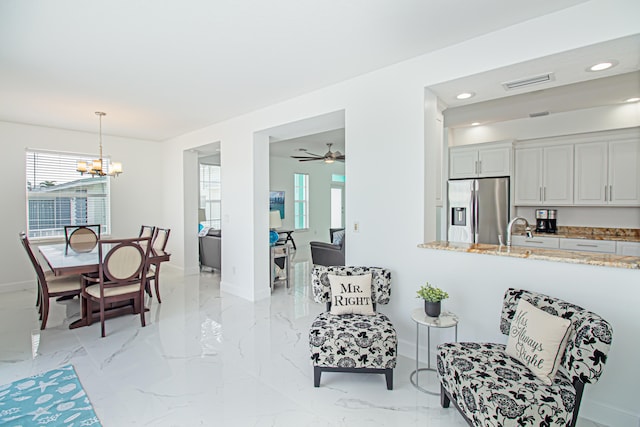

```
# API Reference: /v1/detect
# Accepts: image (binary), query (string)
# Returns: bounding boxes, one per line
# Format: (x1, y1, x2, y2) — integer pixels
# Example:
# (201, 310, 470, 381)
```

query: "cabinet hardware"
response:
(577, 244, 598, 248)
(539, 187, 543, 201)
(604, 185, 608, 202)
(543, 187, 546, 201)
(609, 185, 613, 201)
(474, 161, 478, 174)
(478, 160, 482, 174)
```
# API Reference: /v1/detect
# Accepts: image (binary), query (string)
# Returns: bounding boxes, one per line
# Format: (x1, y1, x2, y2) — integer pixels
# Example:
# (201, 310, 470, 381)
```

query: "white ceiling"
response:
(0, 0, 591, 141)
(269, 128, 345, 159)
(429, 34, 640, 128)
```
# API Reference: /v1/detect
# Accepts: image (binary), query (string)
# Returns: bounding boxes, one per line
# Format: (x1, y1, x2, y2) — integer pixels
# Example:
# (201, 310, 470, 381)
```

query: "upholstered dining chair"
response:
(309, 266, 397, 389)
(64, 225, 100, 253)
(139, 225, 155, 239)
(146, 227, 171, 303)
(81, 236, 151, 337)
(19, 232, 81, 329)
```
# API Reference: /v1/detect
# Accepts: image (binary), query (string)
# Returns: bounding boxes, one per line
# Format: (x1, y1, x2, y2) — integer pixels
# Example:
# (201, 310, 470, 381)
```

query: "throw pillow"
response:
(506, 298, 572, 385)
(332, 229, 345, 246)
(328, 273, 374, 315)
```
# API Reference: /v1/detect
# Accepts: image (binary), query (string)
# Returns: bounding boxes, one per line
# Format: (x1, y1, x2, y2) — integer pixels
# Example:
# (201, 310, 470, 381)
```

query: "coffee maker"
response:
(535, 209, 558, 233)
(535, 209, 548, 233)
(547, 209, 558, 233)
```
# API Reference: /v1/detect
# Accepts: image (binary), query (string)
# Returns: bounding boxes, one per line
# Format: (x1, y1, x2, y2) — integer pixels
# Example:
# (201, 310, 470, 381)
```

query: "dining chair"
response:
(146, 227, 171, 303)
(81, 236, 152, 337)
(139, 225, 155, 238)
(64, 225, 100, 253)
(19, 232, 82, 330)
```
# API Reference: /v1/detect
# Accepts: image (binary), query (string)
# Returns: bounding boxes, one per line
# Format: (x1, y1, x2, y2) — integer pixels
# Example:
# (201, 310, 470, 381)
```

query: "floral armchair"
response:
(308, 266, 397, 389)
(437, 288, 613, 427)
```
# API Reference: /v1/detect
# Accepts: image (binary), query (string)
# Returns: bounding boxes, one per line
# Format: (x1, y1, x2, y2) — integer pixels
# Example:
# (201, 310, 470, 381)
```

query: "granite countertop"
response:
(418, 241, 640, 269)
(513, 226, 640, 242)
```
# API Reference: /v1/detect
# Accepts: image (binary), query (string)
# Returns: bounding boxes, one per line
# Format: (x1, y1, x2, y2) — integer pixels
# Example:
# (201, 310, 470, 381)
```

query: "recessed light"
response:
(471, 122, 480, 126)
(587, 60, 618, 72)
(456, 92, 475, 100)
(625, 97, 640, 103)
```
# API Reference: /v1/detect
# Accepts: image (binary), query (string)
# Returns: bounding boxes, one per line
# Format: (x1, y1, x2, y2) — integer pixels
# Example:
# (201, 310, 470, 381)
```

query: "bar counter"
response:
(418, 241, 640, 269)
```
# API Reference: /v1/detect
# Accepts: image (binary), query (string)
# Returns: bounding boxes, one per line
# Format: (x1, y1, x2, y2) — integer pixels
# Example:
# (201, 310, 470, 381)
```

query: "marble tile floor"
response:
(0, 258, 606, 427)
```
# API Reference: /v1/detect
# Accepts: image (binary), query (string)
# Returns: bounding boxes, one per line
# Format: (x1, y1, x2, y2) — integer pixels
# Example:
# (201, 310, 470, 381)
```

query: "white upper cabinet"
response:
(514, 147, 542, 204)
(449, 142, 512, 179)
(543, 145, 574, 205)
(574, 142, 607, 204)
(609, 139, 640, 205)
(514, 144, 573, 205)
(575, 138, 640, 206)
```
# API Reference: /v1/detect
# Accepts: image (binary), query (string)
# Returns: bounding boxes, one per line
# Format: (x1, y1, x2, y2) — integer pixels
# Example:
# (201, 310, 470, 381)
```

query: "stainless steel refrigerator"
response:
(447, 177, 509, 245)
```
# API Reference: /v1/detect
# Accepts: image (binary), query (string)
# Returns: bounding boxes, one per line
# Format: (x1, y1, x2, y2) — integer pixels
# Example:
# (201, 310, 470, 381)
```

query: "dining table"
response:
(38, 242, 171, 329)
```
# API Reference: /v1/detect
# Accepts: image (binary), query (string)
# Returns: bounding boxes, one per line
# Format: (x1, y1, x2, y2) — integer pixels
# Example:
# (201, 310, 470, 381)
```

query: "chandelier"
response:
(77, 112, 123, 177)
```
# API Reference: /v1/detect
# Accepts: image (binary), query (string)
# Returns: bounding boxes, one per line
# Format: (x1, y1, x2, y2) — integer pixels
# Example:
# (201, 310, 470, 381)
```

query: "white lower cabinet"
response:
(616, 241, 640, 256)
(559, 238, 616, 254)
(511, 235, 640, 255)
(511, 236, 559, 249)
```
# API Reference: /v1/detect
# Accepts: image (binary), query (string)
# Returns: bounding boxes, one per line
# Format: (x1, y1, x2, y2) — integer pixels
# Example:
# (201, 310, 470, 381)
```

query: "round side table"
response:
(409, 308, 458, 395)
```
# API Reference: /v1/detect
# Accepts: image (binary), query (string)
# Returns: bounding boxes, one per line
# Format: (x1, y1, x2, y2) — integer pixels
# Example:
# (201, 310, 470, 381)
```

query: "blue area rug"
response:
(0, 365, 101, 426)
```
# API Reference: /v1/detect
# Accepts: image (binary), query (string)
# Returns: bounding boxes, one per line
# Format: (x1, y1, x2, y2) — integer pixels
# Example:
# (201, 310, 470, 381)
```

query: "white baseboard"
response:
(580, 399, 639, 427)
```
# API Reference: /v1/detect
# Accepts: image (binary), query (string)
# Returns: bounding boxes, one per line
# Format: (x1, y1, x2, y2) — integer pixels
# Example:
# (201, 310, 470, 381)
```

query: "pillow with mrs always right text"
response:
(506, 298, 572, 385)
(328, 273, 374, 316)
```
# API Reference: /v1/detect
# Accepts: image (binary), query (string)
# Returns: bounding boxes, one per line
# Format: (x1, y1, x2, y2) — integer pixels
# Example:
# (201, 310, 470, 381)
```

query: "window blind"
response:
(26, 149, 111, 238)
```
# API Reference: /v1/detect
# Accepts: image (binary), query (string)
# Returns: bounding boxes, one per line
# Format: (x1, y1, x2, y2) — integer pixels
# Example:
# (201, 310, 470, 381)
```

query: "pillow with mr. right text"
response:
(328, 273, 374, 316)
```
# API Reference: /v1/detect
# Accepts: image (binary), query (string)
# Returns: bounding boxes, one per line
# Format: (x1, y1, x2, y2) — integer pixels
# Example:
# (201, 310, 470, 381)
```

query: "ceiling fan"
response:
(290, 143, 345, 163)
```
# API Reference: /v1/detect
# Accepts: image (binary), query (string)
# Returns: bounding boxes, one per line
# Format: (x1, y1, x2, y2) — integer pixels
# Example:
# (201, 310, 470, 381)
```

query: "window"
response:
(331, 174, 345, 228)
(26, 149, 111, 239)
(200, 164, 221, 229)
(294, 173, 309, 230)
(331, 174, 345, 183)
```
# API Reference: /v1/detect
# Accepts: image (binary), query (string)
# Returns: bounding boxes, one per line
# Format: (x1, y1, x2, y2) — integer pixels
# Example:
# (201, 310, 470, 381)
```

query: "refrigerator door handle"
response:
(473, 184, 479, 243)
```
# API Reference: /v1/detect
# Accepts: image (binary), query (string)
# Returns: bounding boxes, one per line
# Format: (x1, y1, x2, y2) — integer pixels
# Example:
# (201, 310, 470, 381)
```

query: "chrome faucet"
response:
(506, 216, 532, 247)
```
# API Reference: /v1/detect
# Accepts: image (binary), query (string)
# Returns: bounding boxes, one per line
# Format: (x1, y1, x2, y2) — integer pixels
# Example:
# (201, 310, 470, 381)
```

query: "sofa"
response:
(310, 228, 345, 266)
(199, 229, 221, 271)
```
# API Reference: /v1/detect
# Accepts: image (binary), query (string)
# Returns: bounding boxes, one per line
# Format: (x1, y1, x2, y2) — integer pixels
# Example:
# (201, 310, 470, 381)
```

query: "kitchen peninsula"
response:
(419, 241, 640, 269)
(422, 226, 640, 269)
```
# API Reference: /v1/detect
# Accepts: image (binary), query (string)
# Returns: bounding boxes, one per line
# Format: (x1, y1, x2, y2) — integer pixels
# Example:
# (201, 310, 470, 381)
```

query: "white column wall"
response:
(156, 0, 640, 423)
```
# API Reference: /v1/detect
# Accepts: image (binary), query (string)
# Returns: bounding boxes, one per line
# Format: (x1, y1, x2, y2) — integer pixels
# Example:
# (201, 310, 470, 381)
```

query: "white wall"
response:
(269, 156, 345, 260)
(0, 121, 165, 291)
(450, 103, 640, 146)
(155, 0, 640, 423)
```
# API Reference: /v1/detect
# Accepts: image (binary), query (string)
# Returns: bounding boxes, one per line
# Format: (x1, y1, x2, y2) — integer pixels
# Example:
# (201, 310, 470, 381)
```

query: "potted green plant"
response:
(416, 283, 449, 317)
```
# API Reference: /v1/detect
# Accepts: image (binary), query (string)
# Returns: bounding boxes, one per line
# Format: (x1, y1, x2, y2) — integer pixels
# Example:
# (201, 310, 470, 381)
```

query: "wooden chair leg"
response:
(139, 290, 146, 327)
(40, 297, 49, 330)
(100, 301, 106, 338)
(154, 267, 162, 303)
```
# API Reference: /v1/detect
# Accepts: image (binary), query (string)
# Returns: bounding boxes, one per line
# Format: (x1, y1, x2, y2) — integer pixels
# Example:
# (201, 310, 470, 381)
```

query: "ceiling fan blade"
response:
(299, 150, 323, 157)
(290, 155, 322, 159)
(336, 155, 345, 160)
(298, 158, 323, 162)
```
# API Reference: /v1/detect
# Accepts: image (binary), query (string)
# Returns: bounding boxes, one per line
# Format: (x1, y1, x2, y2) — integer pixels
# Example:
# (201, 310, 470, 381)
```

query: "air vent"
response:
(529, 111, 550, 118)
(502, 73, 555, 90)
